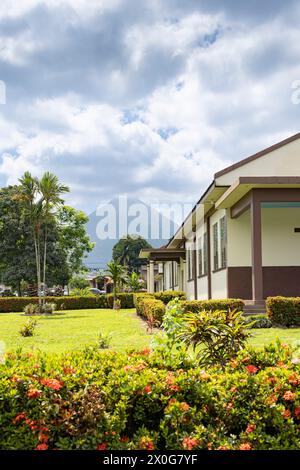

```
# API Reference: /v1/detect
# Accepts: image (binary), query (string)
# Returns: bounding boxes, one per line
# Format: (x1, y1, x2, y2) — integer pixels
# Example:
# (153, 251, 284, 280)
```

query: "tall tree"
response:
(106, 261, 127, 308)
(112, 235, 152, 273)
(38, 172, 69, 304)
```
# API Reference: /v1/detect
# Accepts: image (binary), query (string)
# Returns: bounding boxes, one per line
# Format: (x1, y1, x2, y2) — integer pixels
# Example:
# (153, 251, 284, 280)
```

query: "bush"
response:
(24, 303, 40, 315)
(243, 314, 272, 329)
(1, 342, 300, 450)
(266, 296, 300, 327)
(181, 298, 244, 314)
(154, 291, 186, 304)
(19, 318, 38, 337)
(178, 309, 250, 368)
(0, 293, 137, 313)
(135, 296, 165, 324)
(98, 332, 111, 349)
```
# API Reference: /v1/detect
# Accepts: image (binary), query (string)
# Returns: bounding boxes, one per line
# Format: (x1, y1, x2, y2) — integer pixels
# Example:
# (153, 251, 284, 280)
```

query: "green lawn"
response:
(0, 309, 151, 353)
(0, 309, 299, 353)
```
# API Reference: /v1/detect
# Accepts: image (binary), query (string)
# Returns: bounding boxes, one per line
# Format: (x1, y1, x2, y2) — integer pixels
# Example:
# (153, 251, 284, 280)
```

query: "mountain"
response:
(84, 197, 180, 270)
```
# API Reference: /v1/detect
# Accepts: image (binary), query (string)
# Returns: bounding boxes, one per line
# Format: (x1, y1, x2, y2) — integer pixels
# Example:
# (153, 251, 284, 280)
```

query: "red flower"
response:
(283, 391, 296, 402)
(182, 437, 199, 450)
(294, 407, 300, 419)
(39, 433, 49, 443)
(217, 445, 229, 450)
(288, 373, 300, 386)
(27, 388, 42, 399)
(245, 424, 256, 434)
(139, 437, 154, 450)
(245, 365, 258, 375)
(40, 378, 63, 390)
(282, 409, 291, 419)
(143, 385, 152, 394)
(35, 443, 48, 451)
(97, 443, 108, 450)
(239, 443, 252, 451)
(63, 367, 75, 375)
(119, 436, 129, 443)
(13, 412, 27, 424)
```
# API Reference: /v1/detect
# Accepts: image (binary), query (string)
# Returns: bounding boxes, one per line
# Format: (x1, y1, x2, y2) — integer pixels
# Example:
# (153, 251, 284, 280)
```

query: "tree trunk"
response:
(42, 224, 48, 306)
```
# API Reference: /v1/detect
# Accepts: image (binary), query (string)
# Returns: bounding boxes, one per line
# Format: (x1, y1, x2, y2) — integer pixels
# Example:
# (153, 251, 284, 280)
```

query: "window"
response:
(197, 234, 208, 276)
(203, 232, 208, 275)
(220, 216, 227, 268)
(213, 222, 219, 271)
(213, 216, 227, 271)
(173, 261, 178, 286)
(187, 246, 194, 280)
(197, 236, 203, 276)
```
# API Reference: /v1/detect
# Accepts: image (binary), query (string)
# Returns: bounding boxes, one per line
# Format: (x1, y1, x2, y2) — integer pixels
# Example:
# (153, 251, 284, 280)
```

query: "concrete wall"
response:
(262, 207, 300, 266)
(227, 209, 251, 267)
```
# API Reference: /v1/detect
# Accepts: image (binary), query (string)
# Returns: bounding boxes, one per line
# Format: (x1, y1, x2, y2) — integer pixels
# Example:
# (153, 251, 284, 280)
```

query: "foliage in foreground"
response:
(0, 342, 300, 450)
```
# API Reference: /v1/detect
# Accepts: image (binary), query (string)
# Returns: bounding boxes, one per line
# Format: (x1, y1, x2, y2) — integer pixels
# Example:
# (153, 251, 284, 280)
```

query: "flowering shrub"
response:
(19, 318, 38, 337)
(0, 341, 300, 450)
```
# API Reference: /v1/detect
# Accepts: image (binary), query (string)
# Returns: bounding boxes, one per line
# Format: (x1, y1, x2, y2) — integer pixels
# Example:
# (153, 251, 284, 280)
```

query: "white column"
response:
(149, 260, 155, 293)
(182, 259, 187, 293)
(146, 263, 150, 292)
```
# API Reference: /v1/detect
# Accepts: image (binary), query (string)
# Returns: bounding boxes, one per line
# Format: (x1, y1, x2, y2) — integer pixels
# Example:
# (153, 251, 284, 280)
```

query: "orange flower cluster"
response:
(283, 390, 296, 402)
(182, 436, 199, 450)
(27, 388, 42, 399)
(239, 443, 252, 450)
(245, 365, 258, 375)
(40, 378, 63, 390)
(139, 437, 154, 450)
(245, 424, 256, 434)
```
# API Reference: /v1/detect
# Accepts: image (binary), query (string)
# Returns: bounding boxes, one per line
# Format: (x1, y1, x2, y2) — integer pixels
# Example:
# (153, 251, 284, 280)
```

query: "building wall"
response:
(227, 209, 251, 267)
(185, 236, 196, 300)
(262, 207, 300, 266)
(195, 221, 208, 299)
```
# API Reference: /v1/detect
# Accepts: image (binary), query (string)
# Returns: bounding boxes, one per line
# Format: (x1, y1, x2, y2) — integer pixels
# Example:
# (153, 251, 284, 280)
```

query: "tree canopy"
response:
(112, 234, 152, 273)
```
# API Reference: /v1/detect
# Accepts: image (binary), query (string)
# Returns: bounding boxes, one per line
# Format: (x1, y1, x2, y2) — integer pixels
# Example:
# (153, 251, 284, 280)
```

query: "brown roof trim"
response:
(239, 176, 300, 185)
(214, 132, 300, 179)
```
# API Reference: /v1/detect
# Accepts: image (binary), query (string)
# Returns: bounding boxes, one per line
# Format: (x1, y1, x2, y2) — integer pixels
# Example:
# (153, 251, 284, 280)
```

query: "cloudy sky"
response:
(0, 0, 300, 214)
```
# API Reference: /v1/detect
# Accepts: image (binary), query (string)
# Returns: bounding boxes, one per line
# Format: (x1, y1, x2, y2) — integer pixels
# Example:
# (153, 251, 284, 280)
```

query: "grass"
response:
(0, 309, 151, 353)
(0, 309, 300, 354)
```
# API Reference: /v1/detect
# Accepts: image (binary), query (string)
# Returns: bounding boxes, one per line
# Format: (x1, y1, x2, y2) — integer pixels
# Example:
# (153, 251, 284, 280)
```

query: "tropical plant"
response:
(177, 309, 252, 369)
(98, 331, 111, 349)
(19, 318, 38, 337)
(126, 271, 144, 292)
(38, 172, 69, 305)
(106, 261, 127, 309)
(16, 172, 69, 308)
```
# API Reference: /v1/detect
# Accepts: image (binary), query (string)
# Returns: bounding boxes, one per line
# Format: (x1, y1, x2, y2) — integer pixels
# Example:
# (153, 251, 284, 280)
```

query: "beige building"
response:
(140, 132, 300, 311)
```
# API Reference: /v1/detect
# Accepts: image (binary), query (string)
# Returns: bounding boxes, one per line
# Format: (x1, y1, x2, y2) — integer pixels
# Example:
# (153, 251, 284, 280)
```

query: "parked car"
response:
(88, 288, 106, 295)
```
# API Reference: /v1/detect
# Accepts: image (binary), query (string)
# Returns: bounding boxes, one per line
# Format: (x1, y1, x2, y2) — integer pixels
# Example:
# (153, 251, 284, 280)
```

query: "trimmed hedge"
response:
(266, 296, 300, 327)
(154, 290, 186, 304)
(1, 343, 300, 450)
(243, 314, 272, 329)
(180, 298, 244, 314)
(0, 293, 136, 313)
(134, 295, 165, 324)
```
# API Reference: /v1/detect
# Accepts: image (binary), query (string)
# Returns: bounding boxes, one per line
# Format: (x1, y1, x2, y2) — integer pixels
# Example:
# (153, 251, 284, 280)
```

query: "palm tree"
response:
(17, 172, 69, 309)
(39, 172, 69, 304)
(106, 261, 127, 309)
(17, 172, 43, 306)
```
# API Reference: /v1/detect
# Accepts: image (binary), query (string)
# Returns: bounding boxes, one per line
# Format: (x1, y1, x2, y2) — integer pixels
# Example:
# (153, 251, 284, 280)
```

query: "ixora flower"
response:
(281, 409, 291, 419)
(294, 407, 300, 419)
(283, 390, 296, 402)
(182, 437, 199, 450)
(239, 443, 252, 451)
(245, 424, 256, 434)
(143, 384, 152, 394)
(288, 372, 300, 385)
(35, 443, 48, 451)
(139, 437, 154, 450)
(245, 365, 258, 375)
(97, 443, 108, 450)
(27, 388, 42, 399)
(13, 412, 27, 423)
(40, 378, 63, 390)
